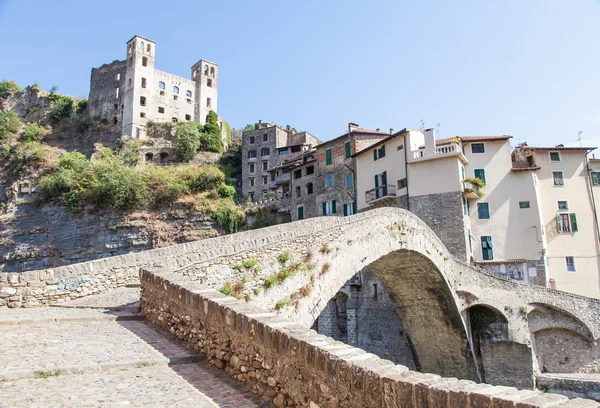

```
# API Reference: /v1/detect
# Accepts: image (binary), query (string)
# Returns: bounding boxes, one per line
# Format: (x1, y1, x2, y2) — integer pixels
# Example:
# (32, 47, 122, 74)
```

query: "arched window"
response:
(204, 64, 209, 75)
(160, 152, 169, 163)
(210, 67, 215, 77)
(140, 40, 144, 49)
(173, 86, 179, 94)
(146, 43, 151, 53)
(142, 57, 148, 67)
(158, 81, 165, 89)
(306, 183, 313, 195)
(261, 147, 270, 156)
(295, 186, 301, 198)
(145, 153, 154, 162)
(186, 90, 192, 97)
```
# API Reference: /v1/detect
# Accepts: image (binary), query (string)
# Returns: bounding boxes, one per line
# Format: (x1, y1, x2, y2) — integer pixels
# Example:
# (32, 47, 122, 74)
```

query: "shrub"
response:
(212, 202, 245, 234)
(0, 80, 21, 100)
(48, 94, 74, 121)
(198, 110, 223, 153)
(219, 282, 233, 296)
(217, 183, 235, 198)
(21, 123, 48, 142)
(192, 165, 225, 191)
(0, 110, 21, 140)
(58, 151, 88, 172)
(173, 122, 201, 162)
(76, 99, 88, 115)
(119, 140, 143, 166)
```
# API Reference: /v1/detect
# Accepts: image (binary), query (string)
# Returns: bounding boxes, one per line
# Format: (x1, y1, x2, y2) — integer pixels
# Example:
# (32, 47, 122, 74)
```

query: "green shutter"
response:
(298, 207, 304, 220)
(593, 172, 599, 186)
(570, 213, 578, 232)
(322, 202, 327, 215)
(556, 214, 562, 233)
(382, 171, 388, 196)
(345, 141, 351, 158)
(474, 169, 486, 183)
(352, 202, 357, 214)
(332, 200, 337, 214)
(326, 149, 332, 165)
(343, 204, 348, 216)
(373, 149, 378, 161)
(374, 174, 379, 188)
(380, 145, 386, 158)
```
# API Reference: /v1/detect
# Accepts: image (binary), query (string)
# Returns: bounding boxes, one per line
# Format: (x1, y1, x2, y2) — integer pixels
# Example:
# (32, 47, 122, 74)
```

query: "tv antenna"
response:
(420, 119, 425, 130)
(436, 123, 441, 138)
(577, 131, 583, 147)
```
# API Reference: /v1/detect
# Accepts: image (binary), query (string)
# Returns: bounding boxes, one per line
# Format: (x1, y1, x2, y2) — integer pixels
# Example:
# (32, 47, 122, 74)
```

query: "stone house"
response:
(88, 35, 223, 146)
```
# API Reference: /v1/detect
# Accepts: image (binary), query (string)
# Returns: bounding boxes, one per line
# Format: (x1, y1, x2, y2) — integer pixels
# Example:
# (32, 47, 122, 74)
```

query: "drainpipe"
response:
(402, 131, 409, 211)
(585, 150, 600, 243)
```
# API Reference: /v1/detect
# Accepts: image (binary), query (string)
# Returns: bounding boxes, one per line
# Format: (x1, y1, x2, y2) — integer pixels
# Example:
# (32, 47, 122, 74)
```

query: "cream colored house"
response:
(354, 128, 600, 298)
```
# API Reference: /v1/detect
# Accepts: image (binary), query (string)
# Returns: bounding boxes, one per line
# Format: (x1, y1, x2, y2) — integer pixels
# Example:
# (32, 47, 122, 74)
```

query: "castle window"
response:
(146, 43, 151, 53)
(174, 95, 178, 100)
(145, 153, 153, 162)
(193, 69, 197, 78)
(140, 96, 146, 106)
(306, 183, 313, 195)
(173, 86, 179, 94)
(210, 67, 215, 77)
(261, 147, 270, 157)
(140, 40, 144, 49)
(160, 152, 169, 163)
(187, 98, 192, 104)
(114, 104, 118, 111)
(263, 133, 268, 142)
(115, 73, 120, 81)
(158, 81, 165, 89)
(128, 78, 132, 87)
(160, 91, 165, 96)
(140, 112, 146, 118)
(172, 117, 178, 123)
(113, 117, 118, 125)
(142, 57, 148, 67)
(204, 65, 209, 75)
(158, 107, 165, 114)
(296, 186, 301, 198)
(207, 78, 213, 88)
(115, 88, 119, 98)
(128, 44, 132, 55)
(185, 114, 191, 121)
(186, 90, 192, 97)
(141, 77, 147, 88)
(207, 98, 212, 108)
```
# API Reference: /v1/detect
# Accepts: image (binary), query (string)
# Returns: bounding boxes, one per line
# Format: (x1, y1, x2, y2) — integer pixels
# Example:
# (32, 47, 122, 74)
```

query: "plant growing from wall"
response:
(275, 300, 287, 310)
(21, 123, 49, 142)
(0, 80, 21, 100)
(462, 177, 486, 198)
(0, 110, 21, 141)
(303, 250, 313, 263)
(319, 243, 332, 254)
(276, 267, 292, 282)
(320, 263, 331, 276)
(264, 274, 278, 288)
(278, 251, 292, 265)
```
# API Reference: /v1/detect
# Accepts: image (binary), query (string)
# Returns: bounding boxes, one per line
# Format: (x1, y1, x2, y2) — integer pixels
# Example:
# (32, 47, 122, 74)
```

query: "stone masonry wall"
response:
(140, 269, 594, 408)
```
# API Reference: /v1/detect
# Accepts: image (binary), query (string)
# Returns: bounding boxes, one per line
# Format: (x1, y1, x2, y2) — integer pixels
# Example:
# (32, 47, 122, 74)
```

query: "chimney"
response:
(390, 128, 394, 134)
(348, 122, 359, 134)
(556, 144, 564, 148)
(376, 128, 380, 132)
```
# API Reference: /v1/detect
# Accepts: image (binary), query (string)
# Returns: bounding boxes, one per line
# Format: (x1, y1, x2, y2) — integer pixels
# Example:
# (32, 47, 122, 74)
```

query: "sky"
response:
(0, 0, 599, 147)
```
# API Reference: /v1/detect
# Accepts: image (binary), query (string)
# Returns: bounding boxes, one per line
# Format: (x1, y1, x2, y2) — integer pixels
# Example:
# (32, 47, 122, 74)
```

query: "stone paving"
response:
(0, 290, 270, 407)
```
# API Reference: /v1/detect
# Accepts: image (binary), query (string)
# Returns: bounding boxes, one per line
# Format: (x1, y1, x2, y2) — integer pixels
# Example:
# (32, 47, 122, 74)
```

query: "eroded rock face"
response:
(2, 86, 52, 124)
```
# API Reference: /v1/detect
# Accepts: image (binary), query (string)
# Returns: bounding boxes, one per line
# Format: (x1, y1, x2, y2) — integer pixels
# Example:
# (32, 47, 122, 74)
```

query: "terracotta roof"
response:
(318, 128, 391, 148)
(352, 132, 404, 158)
(436, 136, 512, 145)
(524, 146, 596, 151)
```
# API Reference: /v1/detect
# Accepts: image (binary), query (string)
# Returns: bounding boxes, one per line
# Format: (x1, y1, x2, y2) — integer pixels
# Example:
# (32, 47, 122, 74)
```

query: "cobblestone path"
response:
(0, 289, 270, 408)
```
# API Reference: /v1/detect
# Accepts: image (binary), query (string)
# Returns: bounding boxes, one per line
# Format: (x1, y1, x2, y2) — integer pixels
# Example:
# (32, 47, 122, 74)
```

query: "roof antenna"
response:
(420, 119, 425, 130)
(436, 123, 441, 139)
(578, 131, 583, 147)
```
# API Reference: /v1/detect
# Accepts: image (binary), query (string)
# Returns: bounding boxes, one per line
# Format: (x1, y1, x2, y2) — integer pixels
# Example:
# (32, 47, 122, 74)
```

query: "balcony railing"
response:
(275, 173, 291, 183)
(412, 143, 464, 160)
(365, 185, 397, 203)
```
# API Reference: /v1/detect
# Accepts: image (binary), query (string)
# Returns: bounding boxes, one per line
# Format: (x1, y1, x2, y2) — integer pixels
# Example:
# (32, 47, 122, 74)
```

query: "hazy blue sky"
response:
(0, 0, 598, 147)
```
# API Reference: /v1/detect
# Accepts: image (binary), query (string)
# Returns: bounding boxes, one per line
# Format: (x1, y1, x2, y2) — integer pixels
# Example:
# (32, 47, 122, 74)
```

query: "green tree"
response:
(0, 110, 21, 140)
(243, 124, 255, 131)
(0, 80, 21, 100)
(198, 110, 223, 153)
(173, 122, 201, 161)
(48, 94, 74, 121)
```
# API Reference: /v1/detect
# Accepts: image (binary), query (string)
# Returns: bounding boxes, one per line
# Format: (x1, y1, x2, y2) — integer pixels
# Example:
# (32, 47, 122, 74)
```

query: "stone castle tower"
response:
(88, 35, 219, 139)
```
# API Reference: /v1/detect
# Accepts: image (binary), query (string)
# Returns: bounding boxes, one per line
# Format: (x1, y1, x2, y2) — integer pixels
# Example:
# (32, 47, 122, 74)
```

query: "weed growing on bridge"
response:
(278, 251, 292, 265)
(319, 243, 332, 254)
(320, 263, 331, 276)
(34, 369, 61, 379)
(219, 281, 245, 297)
(275, 300, 288, 310)
(234, 258, 260, 275)
(219, 282, 233, 296)
(253, 287, 262, 295)
(303, 250, 313, 263)
(264, 274, 278, 288)
(277, 268, 292, 282)
(519, 306, 528, 317)
(504, 306, 514, 314)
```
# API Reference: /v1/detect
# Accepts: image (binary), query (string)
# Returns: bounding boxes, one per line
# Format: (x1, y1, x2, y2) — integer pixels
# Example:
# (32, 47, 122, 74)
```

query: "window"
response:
(140, 112, 146, 118)
(553, 171, 564, 186)
(207, 98, 211, 108)
(210, 67, 215, 77)
(462, 196, 468, 215)
(173, 86, 179, 94)
(325, 173, 333, 188)
(592, 172, 600, 186)
(249, 178, 255, 187)
(186, 90, 192, 98)
(306, 165, 314, 175)
(557, 201, 569, 211)
(297, 206, 304, 220)
(249, 163, 256, 173)
(291, 145, 301, 153)
(114, 104, 119, 111)
(207, 78, 213, 87)
(159, 81, 165, 89)
(322, 200, 337, 215)
(279, 148, 289, 155)
(185, 114, 191, 121)
(261, 147, 270, 156)
(481, 236, 494, 260)
(172, 117, 178, 123)
(557, 213, 578, 233)
(140, 96, 146, 106)
(296, 186, 301, 198)
(519, 201, 530, 209)
(471, 143, 485, 154)
(174, 95, 178, 100)
(566, 256, 576, 272)
(397, 178, 407, 189)
(263, 176, 268, 185)
(115, 87, 119, 98)
(343, 202, 356, 216)
(147, 43, 151, 53)
(262, 161, 268, 171)
(294, 169, 302, 180)
(550, 152, 561, 162)
(158, 107, 165, 114)
(306, 183, 313, 195)
(113, 117, 118, 125)
(397, 144, 404, 151)
(115, 73, 120, 81)
(141, 77, 147, 88)
(346, 175, 353, 189)
(474, 169, 486, 183)
(345, 141, 352, 158)
(249, 192, 255, 201)
(249, 136, 255, 144)
(374, 171, 388, 198)
(477, 202, 490, 219)
(373, 145, 386, 161)
(248, 150, 257, 159)
(142, 57, 148, 67)
(129, 78, 132, 87)
(326, 148, 332, 165)
(263, 133, 269, 142)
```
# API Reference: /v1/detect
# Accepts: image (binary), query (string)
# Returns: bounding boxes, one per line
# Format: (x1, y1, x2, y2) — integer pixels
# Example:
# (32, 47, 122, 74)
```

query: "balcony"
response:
(275, 173, 291, 184)
(365, 185, 397, 204)
(462, 178, 485, 200)
(411, 143, 467, 164)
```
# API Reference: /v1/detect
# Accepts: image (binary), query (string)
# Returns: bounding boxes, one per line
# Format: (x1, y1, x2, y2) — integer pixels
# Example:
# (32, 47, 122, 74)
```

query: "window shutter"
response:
(373, 149, 378, 161)
(381, 145, 386, 158)
(556, 214, 562, 233)
(374, 174, 379, 188)
(353, 202, 357, 214)
(326, 149, 332, 165)
(570, 213, 578, 232)
(343, 204, 348, 216)
(475, 169, 486, 183)
(593, 172, 599, 186)
(332, 200, 337, 214)
(345, 141, 351, 158)
(382, 171, 388, 196)
(322, 202, 327, 216)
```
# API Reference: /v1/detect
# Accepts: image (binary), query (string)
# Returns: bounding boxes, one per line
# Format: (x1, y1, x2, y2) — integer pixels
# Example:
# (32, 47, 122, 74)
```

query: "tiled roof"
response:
(524, 146, 596, 151)
(318, 128, 391, 148)
(436, 136, 512, 145)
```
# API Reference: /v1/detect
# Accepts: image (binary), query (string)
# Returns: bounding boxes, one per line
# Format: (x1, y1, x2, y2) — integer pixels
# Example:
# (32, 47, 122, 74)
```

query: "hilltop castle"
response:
(88, 35, 218, 140)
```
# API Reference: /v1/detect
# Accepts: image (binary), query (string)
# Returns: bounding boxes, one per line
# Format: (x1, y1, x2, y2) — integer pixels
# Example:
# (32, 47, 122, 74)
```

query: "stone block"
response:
(514, 393, 569, 408)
